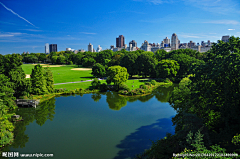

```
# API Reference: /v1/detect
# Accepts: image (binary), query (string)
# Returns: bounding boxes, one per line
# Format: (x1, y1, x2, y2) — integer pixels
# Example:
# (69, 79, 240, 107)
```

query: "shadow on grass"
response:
(113, 116, 175, 159)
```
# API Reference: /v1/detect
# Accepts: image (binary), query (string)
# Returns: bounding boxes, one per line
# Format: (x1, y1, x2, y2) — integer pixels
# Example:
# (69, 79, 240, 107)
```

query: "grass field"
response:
(22, 64, 94, 83)
(22, 64, 153, 91)
(54, 79, 149, 91)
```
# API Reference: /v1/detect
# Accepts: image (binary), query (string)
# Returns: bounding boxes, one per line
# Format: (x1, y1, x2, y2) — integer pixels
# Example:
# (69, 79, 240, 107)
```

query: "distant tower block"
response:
(88, 43, 93, 52)
(171, 33, 179, 50)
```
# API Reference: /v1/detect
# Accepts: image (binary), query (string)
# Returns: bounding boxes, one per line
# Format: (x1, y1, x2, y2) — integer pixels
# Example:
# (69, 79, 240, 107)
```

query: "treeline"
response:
(0, 54, 54, 149)
(136, 36, 240, 158)
(19, 48, 205, 82)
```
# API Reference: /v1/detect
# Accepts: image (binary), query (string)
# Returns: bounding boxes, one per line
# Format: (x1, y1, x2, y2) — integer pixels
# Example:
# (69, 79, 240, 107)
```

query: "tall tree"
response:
(106, 66, 129, 89)
(135, 53, 157, 77)
(156, 59, 180, 78)
(120, 53, 138, 77)
(44, 67, 54, 93)
(31, 64, 48, 95)
(91, 63, 106, 78)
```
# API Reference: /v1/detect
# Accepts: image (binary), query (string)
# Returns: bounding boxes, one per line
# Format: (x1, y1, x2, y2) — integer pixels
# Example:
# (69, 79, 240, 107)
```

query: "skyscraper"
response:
(88, 43, 93, 52)
(49, 44, 57, 53)
(96, 45, 103, 52)
(163, 37, 170, 47)
(222, 35, 230, 42)
(171, 33, 179, 50)
(129, 40, 137, 47)
(116, 35, 125, 48)
(45, 43, 49, 54)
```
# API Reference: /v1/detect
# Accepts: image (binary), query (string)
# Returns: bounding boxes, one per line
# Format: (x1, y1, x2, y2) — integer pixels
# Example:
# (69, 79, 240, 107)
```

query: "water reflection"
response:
(2, 98, 56, 152)
(90, 85, 177, 111)
(113, 116, 175, 159)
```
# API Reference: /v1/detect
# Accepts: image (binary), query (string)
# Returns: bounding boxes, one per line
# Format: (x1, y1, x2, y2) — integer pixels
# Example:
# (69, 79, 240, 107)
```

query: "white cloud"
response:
(203, 20, 240, 25)
(0, 2, 36, 27)
(21, 29, 42, 32)
(133, 0, 173, 5)
(0, 34, 14, 37)
(182, 0, 240, 14)
(80, 32, 96, 35)
(228, 29, 235, 30)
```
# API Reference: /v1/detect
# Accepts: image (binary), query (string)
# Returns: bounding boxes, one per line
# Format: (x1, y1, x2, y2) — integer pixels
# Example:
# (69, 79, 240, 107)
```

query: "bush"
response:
(91, 78, 101, 89)
(151, 80, 157, 85)
(140, 84, 147, 89)
(163, 78, 171, 83)
(145, 82, 152, 86)
(69, 61, 73, 65)
(119, 84, 130, 91)
(99, 83, 108, 92)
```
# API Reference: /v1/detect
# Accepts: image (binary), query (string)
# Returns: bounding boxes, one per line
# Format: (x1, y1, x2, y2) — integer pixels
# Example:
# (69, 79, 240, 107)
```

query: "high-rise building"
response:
(110, 45, 114, 50)
(116, 35, 125, 48)
(171, 33, 179, 50)
(96, 45, 103, 52)
(222, 35, 230, 42)
(88, 43, 93, 52)
(45, 43, 49, 54)
(164, 37, 170, 46)
(49, 44, 57, 53)
(129, 40, 137, 47)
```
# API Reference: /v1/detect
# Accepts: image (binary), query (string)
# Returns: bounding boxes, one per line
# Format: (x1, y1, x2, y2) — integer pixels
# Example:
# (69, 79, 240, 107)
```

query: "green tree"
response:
(57, 55, 66, 64)
(156, 59, 180, 78)
(106, 66, 129, 89)
(120, 53, 138, 77)
(39, 53, 47, 63)
(51, 56, 58, 64)
(91, 63, 106, 78)
(74, 53, 84, 67)
(91, 78, 101, 89)
(154, 49, 168, 61)
(44, 67, 54, 93)
(31, 64, 48, 95)
(135, 53, 157, 77)
(96, 50, 113, 65)
(82, 58, 96, 67)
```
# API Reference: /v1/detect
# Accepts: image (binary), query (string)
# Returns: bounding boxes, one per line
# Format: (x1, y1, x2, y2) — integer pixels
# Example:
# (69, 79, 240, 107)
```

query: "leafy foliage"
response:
(31, 64, 48, 95)
(106, 66, 129, 89)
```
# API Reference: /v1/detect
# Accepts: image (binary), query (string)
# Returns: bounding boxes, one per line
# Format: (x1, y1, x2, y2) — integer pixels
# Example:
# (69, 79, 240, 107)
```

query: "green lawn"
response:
(22, 64, 94, 83)
(54, 79, 149, 91)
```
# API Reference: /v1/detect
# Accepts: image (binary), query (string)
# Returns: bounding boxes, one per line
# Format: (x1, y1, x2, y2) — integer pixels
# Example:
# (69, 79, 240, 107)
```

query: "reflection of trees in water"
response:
(35, 98, 56, 126)
(3, 98, 56, 151)
(154, 86, 175, 103)
(137, 94, 155, 103)
(91, 93, 101, 102)
(113, 117, 175, 159)
(106, 92, 127, 110)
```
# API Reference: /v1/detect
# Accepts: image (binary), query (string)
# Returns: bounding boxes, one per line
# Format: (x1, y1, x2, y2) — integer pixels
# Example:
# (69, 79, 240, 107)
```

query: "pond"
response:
(3, 85, 178, 159)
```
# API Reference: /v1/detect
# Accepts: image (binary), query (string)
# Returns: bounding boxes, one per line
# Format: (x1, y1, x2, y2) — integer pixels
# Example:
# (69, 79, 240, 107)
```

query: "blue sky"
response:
(0, 0, 239, 54)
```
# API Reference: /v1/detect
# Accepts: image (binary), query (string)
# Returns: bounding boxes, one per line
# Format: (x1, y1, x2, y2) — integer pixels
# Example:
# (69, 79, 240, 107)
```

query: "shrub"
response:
(119, 84, 130, 91)
(99, 83, 108, 92)
(140, 84, 147, 89)
(91, 78, 101, 89)
(151, 80, 157, 85)
(145, 82, 151, 86)
(69, 61, 73, 65)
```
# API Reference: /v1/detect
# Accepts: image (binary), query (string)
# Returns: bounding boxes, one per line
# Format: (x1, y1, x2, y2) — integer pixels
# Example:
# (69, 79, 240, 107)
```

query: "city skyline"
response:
(0, 0, 240, 54)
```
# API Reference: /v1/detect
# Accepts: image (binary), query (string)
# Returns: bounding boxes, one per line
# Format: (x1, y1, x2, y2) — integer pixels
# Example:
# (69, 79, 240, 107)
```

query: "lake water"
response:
(4, 85, 177, 159)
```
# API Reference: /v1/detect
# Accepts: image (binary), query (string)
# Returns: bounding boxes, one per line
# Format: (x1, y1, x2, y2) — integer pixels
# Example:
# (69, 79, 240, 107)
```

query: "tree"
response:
(31, 64, 48, 95)
(154, 49, 168, 61)
(109, 54, 121, 66)
(135, 53, 157, 77)
(51, 56, 58, 64)
(156, 60, 180, 78)
(44, 67, 54, 93)
(106, 66, 129, 89)
(57, 55, 66, 64)
(39, 53, 47, 63)
(96, 50, 113, 65)
(120, 53, 138, 77)
(91, 78, 101, 89)
(74, 53, 84, 67)
(82, 58, 96, 67)
(91, 63, 106, 78)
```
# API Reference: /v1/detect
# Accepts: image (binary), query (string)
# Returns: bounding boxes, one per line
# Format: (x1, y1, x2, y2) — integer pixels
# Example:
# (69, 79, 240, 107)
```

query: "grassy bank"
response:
(22, 64, 94, 83)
